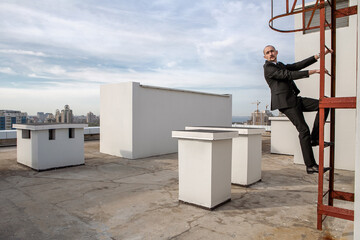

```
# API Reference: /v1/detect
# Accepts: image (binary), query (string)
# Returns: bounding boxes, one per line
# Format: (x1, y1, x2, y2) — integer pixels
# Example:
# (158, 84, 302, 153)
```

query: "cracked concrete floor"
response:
(0, 136, 354, 240)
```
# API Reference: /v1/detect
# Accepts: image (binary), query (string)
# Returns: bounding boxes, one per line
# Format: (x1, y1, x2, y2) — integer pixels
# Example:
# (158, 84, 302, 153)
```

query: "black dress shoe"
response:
(311, 140, 334, 147)
(306, 164, 331, 174)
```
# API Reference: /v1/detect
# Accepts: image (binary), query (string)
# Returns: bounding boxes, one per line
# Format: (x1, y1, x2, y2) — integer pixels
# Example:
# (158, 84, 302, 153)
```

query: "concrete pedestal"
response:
(186, 126, 264, 186)
(269, 117, 298, 155)
(13, 123, 87, 171)
(172, 130, 237, 210)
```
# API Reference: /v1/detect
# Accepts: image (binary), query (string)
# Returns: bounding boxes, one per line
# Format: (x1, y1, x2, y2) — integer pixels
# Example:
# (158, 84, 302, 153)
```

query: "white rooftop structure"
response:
(100, 82, 232, 159)
(13, 123, 87, 171)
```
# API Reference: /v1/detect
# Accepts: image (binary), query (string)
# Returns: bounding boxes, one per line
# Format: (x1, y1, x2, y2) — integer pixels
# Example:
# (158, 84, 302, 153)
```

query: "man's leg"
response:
(300, 97, 330, 143)
(280, 101, 316, 167)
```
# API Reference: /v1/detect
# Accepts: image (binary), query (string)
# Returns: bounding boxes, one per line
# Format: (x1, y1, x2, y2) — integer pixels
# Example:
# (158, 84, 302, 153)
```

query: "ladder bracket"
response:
(335, 6, 357, 18)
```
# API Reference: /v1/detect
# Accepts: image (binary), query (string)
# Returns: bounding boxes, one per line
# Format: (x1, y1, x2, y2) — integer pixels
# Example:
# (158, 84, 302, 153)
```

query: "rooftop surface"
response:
(0, 136, 354, 240)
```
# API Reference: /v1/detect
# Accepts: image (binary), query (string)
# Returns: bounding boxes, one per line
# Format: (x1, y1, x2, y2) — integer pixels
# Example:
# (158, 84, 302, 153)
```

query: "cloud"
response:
(0, 0, 294, 115)
(0, 67, 16, 75)
(0, 49, 47, 57)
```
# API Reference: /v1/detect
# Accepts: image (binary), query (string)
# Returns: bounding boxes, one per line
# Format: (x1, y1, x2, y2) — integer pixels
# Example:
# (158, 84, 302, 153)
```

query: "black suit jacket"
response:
(263, 56, 317, 110)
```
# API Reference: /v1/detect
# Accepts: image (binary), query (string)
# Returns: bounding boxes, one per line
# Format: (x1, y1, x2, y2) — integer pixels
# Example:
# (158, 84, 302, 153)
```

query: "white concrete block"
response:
(172, 130, 236, 209)
(13, 124, 87, 171)
(185, 126, 264, 186)
(269, 117, 298, 155)
(232, 134, 262, 186)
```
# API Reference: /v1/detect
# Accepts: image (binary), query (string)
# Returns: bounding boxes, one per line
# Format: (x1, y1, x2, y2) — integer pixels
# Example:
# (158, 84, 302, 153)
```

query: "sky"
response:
(0, 0, 296, 116)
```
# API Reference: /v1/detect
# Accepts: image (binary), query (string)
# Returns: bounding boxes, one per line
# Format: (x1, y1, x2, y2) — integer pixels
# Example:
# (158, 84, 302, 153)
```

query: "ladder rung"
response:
(331, 191, 354, 202)
(318, 205, 354, 221)
(319, 97, 356, 109)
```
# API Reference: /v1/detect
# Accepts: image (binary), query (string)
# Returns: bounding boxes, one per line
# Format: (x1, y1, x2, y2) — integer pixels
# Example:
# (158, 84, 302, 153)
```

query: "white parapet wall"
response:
(100, 82, 232, 159)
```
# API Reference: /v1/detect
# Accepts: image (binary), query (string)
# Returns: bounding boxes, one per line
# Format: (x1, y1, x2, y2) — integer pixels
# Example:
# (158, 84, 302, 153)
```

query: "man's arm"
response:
(286, 49, 333, 72)
(285, 56, 317, 71)
(266, 62, 329, 80)
(264, 62, 309, 81)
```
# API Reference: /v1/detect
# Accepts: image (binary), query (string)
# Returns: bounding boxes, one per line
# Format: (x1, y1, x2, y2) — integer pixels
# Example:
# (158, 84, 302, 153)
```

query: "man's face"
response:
(263, 46, 278, 62)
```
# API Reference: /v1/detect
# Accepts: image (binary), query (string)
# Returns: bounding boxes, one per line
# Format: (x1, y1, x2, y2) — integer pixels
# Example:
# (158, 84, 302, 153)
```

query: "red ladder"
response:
(317, 0, 356, 230)
(269, 0, 357, 230)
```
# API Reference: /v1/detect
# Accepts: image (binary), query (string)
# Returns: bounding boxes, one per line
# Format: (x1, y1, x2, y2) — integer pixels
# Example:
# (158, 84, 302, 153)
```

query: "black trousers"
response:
(280, 97, 329, 167)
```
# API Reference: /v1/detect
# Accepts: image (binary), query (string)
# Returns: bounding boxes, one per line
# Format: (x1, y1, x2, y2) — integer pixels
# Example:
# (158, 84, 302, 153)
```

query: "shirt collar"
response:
(266, 60, 277, 65)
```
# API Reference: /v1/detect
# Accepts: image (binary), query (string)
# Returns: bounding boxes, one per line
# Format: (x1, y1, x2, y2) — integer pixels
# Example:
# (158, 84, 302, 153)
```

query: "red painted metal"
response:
(268, 3, 357, 33)
(286, 0, 289, 13)
(302, 0, 305, 33)
(331, 191, 355, 202)
(328, 0, 336, 210)
(291, 0, 298, 13)
(335, 5, 358, 18)
(268, 2, 323, 33)
(317, 0, 326, 230)
(318, 205, 354, 221)
(319, 97, 357, 108)
(307, 0, 320, 29)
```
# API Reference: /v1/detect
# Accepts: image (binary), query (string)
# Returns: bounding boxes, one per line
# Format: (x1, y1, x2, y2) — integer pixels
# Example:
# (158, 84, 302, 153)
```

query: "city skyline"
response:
(0, 1, 294, 116)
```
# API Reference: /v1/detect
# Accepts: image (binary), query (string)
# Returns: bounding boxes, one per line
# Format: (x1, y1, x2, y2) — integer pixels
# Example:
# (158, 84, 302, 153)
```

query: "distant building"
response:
(61, 105, 73, 123)
(45, 113, 56, 123)
(73, 115, 87, 124)
(55, 109, 61, 123)
(36, 112, 53, 123)
(87, 112, 95, 123)
(27, 116, 36, 124)
(37, 112, 45, 122)
(86, 112, 99, 125)
(0, 110, 27, 130)
(249, 105, 273, 126)
(55, 105, 73, 123)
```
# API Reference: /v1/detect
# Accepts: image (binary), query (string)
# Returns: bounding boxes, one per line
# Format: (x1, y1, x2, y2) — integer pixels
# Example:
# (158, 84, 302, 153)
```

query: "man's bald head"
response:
(263, 45, 278, 63)
(263, 45, 276, 55)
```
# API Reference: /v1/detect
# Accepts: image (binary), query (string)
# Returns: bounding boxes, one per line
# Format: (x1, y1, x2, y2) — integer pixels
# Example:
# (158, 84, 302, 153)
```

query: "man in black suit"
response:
(263, 45, 331, 174)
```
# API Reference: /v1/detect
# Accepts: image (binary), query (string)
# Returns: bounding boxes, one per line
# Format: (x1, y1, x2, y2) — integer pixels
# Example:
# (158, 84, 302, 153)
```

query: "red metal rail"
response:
(269, 0, 357, 33)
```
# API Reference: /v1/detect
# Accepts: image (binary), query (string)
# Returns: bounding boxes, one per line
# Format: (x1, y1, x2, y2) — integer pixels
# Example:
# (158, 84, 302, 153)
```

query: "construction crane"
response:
(252, 100, 261, 112)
